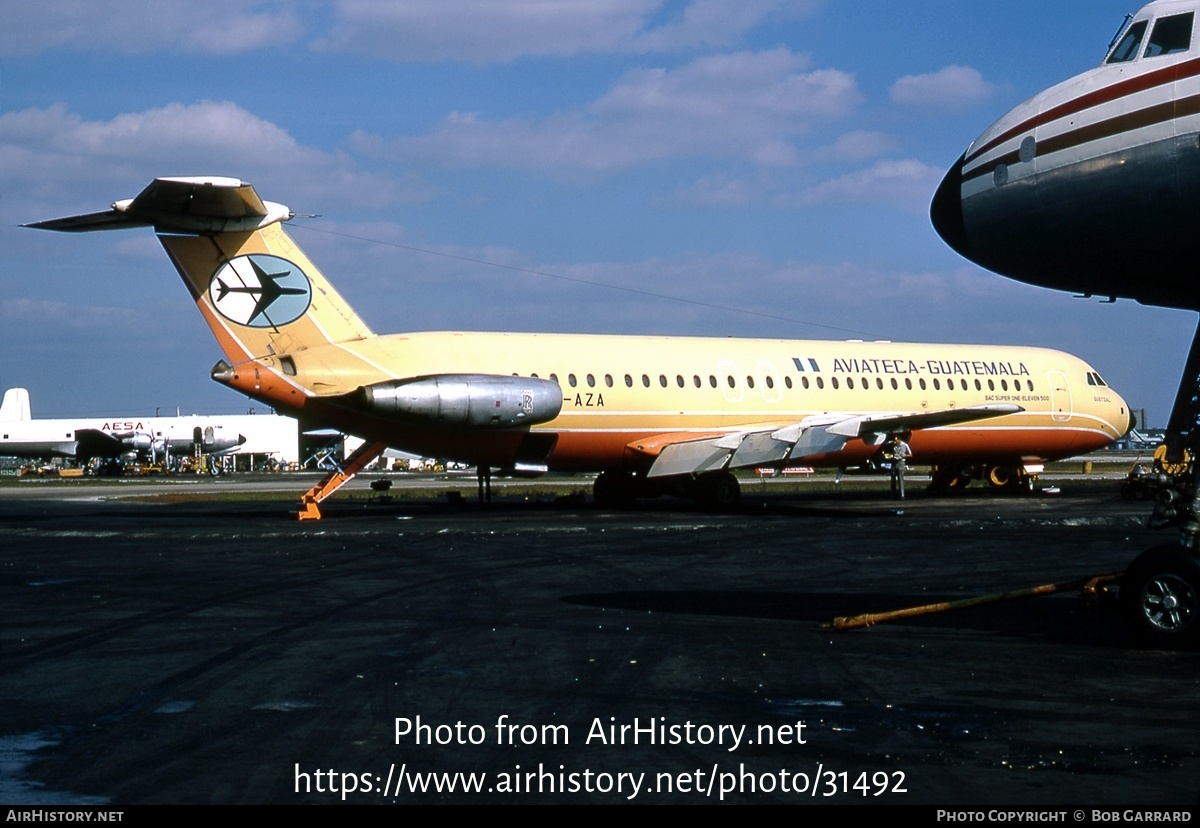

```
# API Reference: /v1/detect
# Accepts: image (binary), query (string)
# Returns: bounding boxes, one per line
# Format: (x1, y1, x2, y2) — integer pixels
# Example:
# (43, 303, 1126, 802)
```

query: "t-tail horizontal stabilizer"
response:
(24, 177, 291, 235)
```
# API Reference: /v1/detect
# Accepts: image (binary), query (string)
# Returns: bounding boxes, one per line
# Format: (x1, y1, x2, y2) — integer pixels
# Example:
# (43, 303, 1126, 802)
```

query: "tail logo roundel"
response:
(209, 255, 312, 328)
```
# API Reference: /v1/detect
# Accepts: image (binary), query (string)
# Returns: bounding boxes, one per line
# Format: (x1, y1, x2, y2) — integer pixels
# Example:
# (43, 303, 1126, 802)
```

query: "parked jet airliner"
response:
(0, 387, 247, 464)
(29, 177, 1131, 516)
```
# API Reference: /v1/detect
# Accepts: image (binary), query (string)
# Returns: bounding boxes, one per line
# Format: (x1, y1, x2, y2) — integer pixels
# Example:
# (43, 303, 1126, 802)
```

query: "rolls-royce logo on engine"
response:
(209, 255, 312, 328)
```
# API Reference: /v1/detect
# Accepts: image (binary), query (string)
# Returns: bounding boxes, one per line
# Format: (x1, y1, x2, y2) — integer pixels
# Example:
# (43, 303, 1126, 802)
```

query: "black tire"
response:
(1120, 546, 1200, 649)
(987, 465, 1014, 488)
(987, 465, 1035, 495)
(928, 465, 970, 495)
(694, 471, 740, 512)
(593, 470, 636, 509)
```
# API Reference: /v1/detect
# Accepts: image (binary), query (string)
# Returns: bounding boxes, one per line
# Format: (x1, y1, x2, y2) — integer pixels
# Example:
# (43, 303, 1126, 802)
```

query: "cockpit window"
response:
(1106, 19, 1148, 63)
(1145, 12, 1193, 57)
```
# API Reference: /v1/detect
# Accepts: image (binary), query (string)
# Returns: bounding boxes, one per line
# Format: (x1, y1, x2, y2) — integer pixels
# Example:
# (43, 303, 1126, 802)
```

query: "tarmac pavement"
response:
(0, 479, 1196, 806)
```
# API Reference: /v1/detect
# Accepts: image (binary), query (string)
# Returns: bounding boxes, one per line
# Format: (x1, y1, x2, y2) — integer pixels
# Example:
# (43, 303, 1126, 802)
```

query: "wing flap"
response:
(648, 438, 733, 478)
(729, 432, 792, 468)
(786, 424, 850, 459)
(641, 403, 1024, 478)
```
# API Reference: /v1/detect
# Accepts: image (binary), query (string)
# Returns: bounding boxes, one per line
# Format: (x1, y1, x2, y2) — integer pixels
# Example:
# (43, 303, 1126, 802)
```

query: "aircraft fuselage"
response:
(932, 0, 1200, 310)
(219, 329, 1129, 472)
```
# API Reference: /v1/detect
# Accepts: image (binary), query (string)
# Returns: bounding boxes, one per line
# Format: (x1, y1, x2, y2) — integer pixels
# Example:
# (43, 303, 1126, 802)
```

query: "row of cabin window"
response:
(530, 371, 1036, 394)
(540, 372, 786, 390)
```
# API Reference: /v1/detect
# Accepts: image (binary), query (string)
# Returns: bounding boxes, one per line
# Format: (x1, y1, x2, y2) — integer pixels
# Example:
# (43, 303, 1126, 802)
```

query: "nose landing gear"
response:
(1124, 316, 1200, 648)
(1120, 546, 1199, 649)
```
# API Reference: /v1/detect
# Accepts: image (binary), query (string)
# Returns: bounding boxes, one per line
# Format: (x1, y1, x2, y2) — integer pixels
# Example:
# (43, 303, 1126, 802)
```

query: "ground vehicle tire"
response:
(1120, 545, 1200, 649)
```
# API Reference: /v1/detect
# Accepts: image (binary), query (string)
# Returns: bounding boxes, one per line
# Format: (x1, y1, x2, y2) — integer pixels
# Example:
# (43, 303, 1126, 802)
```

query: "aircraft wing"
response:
(642, 403, 1023, 479)
(0, 439, 80, 459)
(821, 403, 1025, 439)
(72, 429, 128, 459)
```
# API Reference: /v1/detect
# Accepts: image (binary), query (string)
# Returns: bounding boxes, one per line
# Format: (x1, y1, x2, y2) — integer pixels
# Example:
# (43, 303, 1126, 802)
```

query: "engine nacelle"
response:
(360, 374, 562, 429)
(119, 432, 154, 451)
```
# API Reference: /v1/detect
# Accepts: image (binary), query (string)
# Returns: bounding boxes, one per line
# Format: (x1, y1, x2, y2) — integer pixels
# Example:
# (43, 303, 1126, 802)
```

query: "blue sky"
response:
(1, 0, 1191, 425)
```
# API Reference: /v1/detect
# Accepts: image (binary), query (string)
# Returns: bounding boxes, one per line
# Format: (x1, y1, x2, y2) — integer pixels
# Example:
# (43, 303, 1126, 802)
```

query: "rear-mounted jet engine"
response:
(359, 374, 562, 429)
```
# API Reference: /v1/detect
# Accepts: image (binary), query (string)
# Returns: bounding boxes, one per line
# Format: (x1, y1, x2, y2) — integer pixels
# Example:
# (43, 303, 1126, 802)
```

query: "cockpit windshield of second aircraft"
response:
(1106, 7, 1193, 64)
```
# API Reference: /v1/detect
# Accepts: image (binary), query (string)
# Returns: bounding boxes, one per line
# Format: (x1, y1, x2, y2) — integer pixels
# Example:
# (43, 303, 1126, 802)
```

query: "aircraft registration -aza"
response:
(28, 177, 1131, 517)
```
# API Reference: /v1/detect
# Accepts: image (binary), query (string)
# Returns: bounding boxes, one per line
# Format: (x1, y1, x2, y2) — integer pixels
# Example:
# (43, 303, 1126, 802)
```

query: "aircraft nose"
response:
(930, 152, 970, 260)
(1120, 395, 1135, 438)
(1110, 386, 1134, 438)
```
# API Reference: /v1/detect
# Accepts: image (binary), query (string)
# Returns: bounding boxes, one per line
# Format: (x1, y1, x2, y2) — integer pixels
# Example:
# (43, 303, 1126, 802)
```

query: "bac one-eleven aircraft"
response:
(29, 177, 1131, 518)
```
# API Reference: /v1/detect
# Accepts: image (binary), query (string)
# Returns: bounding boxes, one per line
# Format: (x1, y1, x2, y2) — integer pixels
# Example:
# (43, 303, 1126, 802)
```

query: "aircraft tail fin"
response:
(0, 388, 32, 422)
(26, 177, 374, 366)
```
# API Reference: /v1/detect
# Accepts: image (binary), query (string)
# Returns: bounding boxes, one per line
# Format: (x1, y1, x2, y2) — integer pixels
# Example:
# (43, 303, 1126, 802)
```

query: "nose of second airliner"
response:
(929, 153, 971, 262)
(1119, 393, 1135, 438)
(1109, 385, 1135, 441)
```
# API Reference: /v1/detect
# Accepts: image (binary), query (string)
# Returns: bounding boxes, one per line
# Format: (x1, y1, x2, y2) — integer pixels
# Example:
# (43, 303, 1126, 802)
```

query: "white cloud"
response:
(632, 0, 822, 53)
(889, 65, 998, 109)
(355, 49, 860, 171)
(0, 102, 429, 220)
(0, 298, 139, 329)
(799, 159, 943, 212)
(320, 0, 655, 62)
(0, 0, 303, 56)
(319, 0, 819, 62)
(665, 174, 756, 208)
(827, 131, 897, 161)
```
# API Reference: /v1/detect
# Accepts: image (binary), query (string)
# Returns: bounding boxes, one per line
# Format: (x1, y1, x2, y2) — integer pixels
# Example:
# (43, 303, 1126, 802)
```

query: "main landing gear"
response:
(927, 463, 1036, 495)
(1123, 316, 1200, 649)
(592, 470, 642, 508)
(687, 470, 741, 512)
(592, 469, 741, 512)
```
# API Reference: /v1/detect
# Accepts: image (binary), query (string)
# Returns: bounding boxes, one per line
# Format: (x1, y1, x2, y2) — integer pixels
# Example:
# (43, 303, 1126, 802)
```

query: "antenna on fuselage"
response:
(1107, 12, 1134, 55)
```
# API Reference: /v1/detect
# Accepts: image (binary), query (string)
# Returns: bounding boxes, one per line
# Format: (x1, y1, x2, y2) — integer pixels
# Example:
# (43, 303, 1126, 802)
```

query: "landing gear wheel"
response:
(1120, 546, 1200, 649)
(986, 465, 1034, 495)
(694, 471, 740, 512)
(1153, 444, 1190, 477)
(987, 465, 1014, 488)
(593, 470, 636, 508)
(928, 465, 970, 495)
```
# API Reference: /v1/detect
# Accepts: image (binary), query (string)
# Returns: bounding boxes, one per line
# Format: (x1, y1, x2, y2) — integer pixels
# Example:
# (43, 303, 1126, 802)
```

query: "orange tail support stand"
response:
(295, 440, 389, 521)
